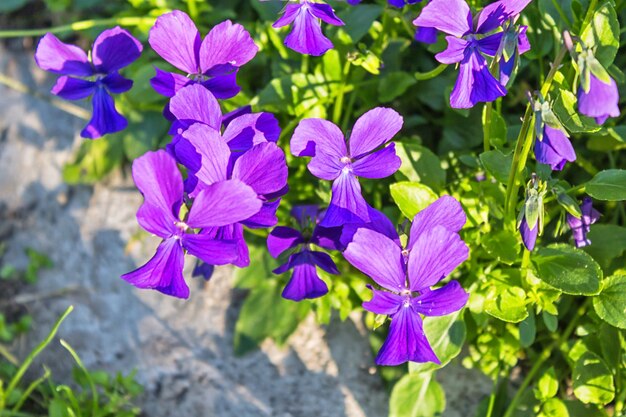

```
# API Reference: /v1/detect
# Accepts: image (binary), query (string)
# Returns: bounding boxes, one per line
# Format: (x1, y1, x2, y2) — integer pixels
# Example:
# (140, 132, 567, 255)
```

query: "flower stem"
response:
(333, 61, 351, 125)
(0, 17, 155, 38)
(483, 102, 493, 152)
(414, 63, 447, 81)
(502, 299, 589, 417)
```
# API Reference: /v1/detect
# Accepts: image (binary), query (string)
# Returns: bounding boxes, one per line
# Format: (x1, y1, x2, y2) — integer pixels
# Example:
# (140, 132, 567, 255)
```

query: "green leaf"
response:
(519, 311, 536, 348)
(390, 182, 438, 220)
(542, 312, 558, 332)
(389, 373, 445, 417)
(564, 400, 609, 417)
(573, 352, 615, 405)
(585, 169, 626, 201)
(539, 398, 569, 417)
(479, 150, 513, 184)
(409, 310, 466, 373)
(482, 230, 520, 265)
(379, 72, 417, 103)
(552, 88, 601, 134)
(584, 225, 626, 269)
(255, 73, 329, 118)
(535, 367, 559, 400)
(337, 4, 383, 44)
(532, 244, 602, 295)
(62, 137, 125, 185)
(395, 143, 446, 191)
(485, 284, 528, 323)
(580, 2, 620, 67)
(593, 275, 626, 329)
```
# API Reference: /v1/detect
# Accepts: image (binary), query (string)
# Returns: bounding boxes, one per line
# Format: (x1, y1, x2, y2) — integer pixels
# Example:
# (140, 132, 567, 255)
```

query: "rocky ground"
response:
(0, 41, 491, 417)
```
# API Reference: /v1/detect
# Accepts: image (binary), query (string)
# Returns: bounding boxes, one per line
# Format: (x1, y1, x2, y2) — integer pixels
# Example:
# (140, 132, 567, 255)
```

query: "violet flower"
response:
(34, 28, 142, 138)
(272, 0, 345, 56)
(413, 0, 531, 108)
(121, 150, 262, 299)
(268, 206, 342, 301)
(578, 73, 620, 125)
(149, 11, 258, 99)
(567, 198, 601, 248)
(343, 198, 469, 366)
(291, 107, 403, 227)
(519, 216, 538, 251)
(348, 0, 420, 6)
(534, 125, 576, 171)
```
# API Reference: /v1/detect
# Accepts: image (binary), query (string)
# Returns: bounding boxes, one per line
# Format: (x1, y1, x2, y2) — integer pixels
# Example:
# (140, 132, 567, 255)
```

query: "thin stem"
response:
(186, 0, 198, 21)
(580, 0, 599, 33)
(414, 64, 447, 81)
(332, 61, 351, 125)
(0, 17, 155, 38)
(502, 299, 589, 417)
(483, 102, 493, 152)
(551, 0, 573, 28)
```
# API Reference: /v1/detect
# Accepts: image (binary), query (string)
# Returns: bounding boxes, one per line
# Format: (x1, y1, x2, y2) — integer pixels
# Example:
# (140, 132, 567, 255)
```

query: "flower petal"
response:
(476, 0, 531, 34)
(281, 252, 329, 301)
(412, 281, 468, 316)
(284, 8, 334, 56)
(291, 118, 346, 157)
(199, 20, 258, 73)
(34, 33, 93, 76)
(308, 3, 344, 26)
(136, 202, 178, 238)
(170, 83, 222, 130)
(412, 0, 472, 38)
(534, 125, 576, 171)
(51, 76, 96, 100)
(180, 123, 230, 185)
(349, 107, 403, 158)
(321, 171, 370, 227)
(267, 226, 304, 258)
(150, 67, 192, 98)
(223, 112, 281, 152)
(311, 225, 344, 251)
(273, 3, 303, 28)
(181, 234, 239, 265)
(149, 10, 200, 74)
(92, 26, 142, 73)
(352, 143, 401, 179)
(121, 238, 188, 299)
(520, 217, 538, 251)
(241, 199, 281, 229)
(80, 87, 127, 139)
(578, 73, 620, 125)
(200, 72, 241, 99)
(435, 36, 469, 64)
(362, 287, 403, 316)
(407, 226, 469, 292)
(343, 228, 406, 292)
(232, 142, 288, 195)
(102, 72, 133, 94)
(408, 196, 466, 249)
(450, 50, 507, 109)
(309, 250, 339, 274)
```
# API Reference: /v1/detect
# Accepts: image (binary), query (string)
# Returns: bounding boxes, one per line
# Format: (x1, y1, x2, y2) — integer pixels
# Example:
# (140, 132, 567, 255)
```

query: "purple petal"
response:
(534, 125, 576, 171)
(520, 217, 538, 251)
(311, 225, 344, 251)
(412, 280, 468, 316)
(273, 4, 303, 28)
(352, 143, 401, 179)
(407, 226, 469, 292)
(51, 76, 96, 100)
(150, 67, 192, 98)
(281, 252, 329, 301)
(92, 26, 142, 73)
(414, 26, 438, 44)
(232, 142, 288, 195)
(518, 26, 531, 54)
(34, 33, 93, 76)
(132, 150, 183, 221)
(199, 20, 258, 73)
(340, 206, 401, 249)
(181, 234, 240, 265)
(308, 3, 345, 26)
(223, 112, 281, 152)
(309, 250, 339, 274)
(408, 196, 466, 250)
(292, 205, 320, 228)
(241, 199, 281, 229)
(291, 118, 346, 157)
(170, 83, 222, 130)
(450, 50, 507, 109)
(349, 107, 403, 158)
(268, 226, 304, 258)
(202, 224, 249, 267)
(199, 72, 240, 100)
(181, 124, 230, 185)
(412, 0, 472, 38)
(476, 32, 503, 57)
(578, 73, 620, 125)
(136, 202, 178, 238)
(320, 171, 370, 227)
(567, 198, 600, 248)
(343, 228, 406, 292)
(284, 7, 334, 56)
(376, 307, 439, 366)
(435, 36, 470, 64)
(222, 105, 252, 126)
(80, 87, 127, 139)
(476, 0, 531, 34)
(149, 10, 200, 74)
(187, 179, 262, 228)
(362, 287, 403, 316)
(121, 238, 188, 299)
(102, 72, 133, 94)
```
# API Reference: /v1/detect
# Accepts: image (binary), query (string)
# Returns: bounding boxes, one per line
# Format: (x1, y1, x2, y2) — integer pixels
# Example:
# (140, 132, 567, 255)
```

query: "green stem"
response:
(483, 102, 493, 152)
(502, 299, 589, 417)
(186, 0, 198, 21)
(580, 0, 599, 33)
(551, 0, 573, 28)
(332, 62, 351, 125)
(414, 64, 447, 81)
(0, 17, 155, 38)
(61, 340, 98, 417)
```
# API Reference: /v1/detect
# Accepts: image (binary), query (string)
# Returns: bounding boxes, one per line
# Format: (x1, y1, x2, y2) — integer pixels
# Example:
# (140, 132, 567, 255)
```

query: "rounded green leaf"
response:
(540, 398, 569, 417)
(585, 170, 626, 201)
(532, 244, 602, 295)
(593, 275, 626, 329)
(389, 374, 445, 417)
(573, 352, 615, 405)
(581, 2, 620, 67)
(390, 182, 438, 220)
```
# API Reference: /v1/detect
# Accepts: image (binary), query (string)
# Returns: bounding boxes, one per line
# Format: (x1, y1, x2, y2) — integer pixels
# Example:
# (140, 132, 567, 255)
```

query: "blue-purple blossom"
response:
(534, 125, 576, 171)
(567, 198, 601, 248)
(291, 107, 403, 227)
(413, 0, 531, 108)
(272, 0, 345, 56)
(343, 197, 469, 366)
(268, 206, 342, 301)
(519, 216, 538, 251)
(578, 72, 620, 125)
(348, 0, 421, 7)
(149, 11, 258, 100)
(34, 28, 142, 138)
(121, 150, 262, 299)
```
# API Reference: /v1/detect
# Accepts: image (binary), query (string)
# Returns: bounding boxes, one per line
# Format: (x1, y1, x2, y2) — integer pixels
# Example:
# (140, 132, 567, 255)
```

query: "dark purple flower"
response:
(519, 216, 538, 251)
(578, 73, 620, 125)
(291, 107, 403, 227)
(272, 0, 345, 56)
(413, 0, 531, 108)
(567, 198, 601, 248)
(343, 198, 469, 366)
(268, 206, 342, 301)
(34, 28, 142, 138)
(121, 150, 262, 298)
(149, 11, 258, 99)
(534, 125, 576, 171)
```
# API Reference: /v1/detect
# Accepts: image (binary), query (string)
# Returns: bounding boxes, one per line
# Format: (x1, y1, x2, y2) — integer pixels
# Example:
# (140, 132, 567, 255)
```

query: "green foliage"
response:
(389, 373, 445, 417)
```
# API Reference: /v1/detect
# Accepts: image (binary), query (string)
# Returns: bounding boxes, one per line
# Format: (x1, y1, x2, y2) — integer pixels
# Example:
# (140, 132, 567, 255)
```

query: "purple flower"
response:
(413, 0, 531, 108)
(176, 123, 289, 266)
(34, 28, 142, 138)
(348, 0, 420, 6)
(272, 0, 345, 56)
(291, 107, 403, 227)
(121, 150, 262, 299)
(519, 216, 538, 251)
(343, 198, 469, 366)
(149, 11, 258, 99)
(567, 198, 601, 248)
(578, 73, 620, 125)
(534, 125, 576, 171)
(268, 206, 342, 301)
